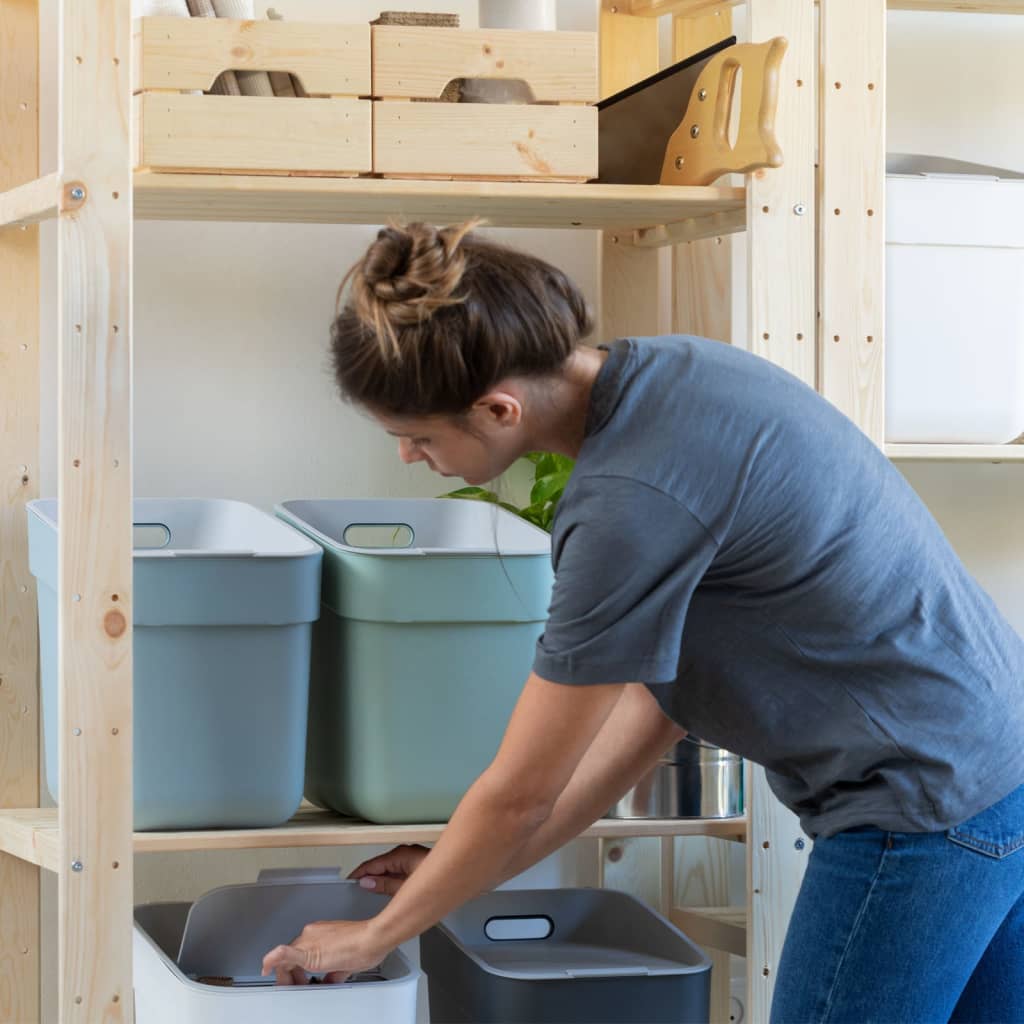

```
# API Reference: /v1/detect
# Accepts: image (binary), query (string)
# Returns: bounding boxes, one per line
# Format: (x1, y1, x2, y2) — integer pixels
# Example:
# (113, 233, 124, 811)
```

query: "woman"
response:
(262, 221, 1024, 1022)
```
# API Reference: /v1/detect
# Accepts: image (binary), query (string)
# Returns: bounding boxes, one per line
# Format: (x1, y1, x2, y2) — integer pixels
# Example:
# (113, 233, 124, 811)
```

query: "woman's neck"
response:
(525, 346, 609, 460)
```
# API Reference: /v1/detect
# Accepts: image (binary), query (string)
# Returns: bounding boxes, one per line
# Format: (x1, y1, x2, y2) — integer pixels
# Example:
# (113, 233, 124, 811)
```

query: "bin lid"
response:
(176, 873, 400, 982)
(28, 498, 320, 559)
(887, 153, 1024, 181)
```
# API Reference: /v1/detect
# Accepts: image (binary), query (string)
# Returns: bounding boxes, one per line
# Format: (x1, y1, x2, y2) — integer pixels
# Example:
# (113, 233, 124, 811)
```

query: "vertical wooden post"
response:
(598, 0, 667, 344)
(672, 7, 735, 343)
(1, 1, 42, 1019)
(819, 0, 886, 443)
(57, 0, 134, 1019)
(745, 2, 815, 1022)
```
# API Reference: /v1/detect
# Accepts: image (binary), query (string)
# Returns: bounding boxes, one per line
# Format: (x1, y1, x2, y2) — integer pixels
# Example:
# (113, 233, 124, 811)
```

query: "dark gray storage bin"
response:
(422, 888, 712, 1024)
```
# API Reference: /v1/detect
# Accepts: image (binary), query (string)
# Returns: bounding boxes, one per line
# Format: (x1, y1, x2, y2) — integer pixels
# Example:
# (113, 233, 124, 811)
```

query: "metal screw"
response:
(795, 838, 806, 850)
(70, 187, 85, 201)
(793, 203, 807, 216)
(73, 728, 81, 736)
(698, 88, 707, 101)
(690, 124, 701, 139)
(675, 156, 685, 170)
(71, 860, 83, 872)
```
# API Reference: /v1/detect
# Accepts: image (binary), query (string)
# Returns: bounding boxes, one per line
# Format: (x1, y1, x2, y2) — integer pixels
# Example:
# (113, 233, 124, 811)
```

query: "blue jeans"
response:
(771, 783, 1024, 1023)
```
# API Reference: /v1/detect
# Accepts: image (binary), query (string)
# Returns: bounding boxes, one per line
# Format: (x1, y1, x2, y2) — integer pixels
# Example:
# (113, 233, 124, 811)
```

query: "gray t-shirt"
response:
(533, 335, 1024, 838)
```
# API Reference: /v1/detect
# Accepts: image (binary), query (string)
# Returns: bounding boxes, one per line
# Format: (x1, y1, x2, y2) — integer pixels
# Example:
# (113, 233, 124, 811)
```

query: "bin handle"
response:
(566, 966, 649, 978)
(483, 915, 554, 941)
(168, 550, 256, 558)
(256, 867, 343, 883)
(342, 523, 416, 550)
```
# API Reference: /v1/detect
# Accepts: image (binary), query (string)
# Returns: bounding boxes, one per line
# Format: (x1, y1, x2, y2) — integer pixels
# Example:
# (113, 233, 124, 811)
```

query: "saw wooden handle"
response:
(660, 37, 788, 187)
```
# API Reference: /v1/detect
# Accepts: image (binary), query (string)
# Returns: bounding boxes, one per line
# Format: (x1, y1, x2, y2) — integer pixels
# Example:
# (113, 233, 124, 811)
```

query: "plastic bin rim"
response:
(276, 499, 552, 557)
(28, 497, 322, 560)
(436, 886, 712, 980)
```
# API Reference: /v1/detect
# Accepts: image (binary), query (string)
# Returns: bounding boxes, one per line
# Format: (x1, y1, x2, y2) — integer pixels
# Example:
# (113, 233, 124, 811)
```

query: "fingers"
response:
(356, 873, 405, 896)
(262, 943, 308, 981)
(324, 970, 351, 984)
(348, 844, 429, 880)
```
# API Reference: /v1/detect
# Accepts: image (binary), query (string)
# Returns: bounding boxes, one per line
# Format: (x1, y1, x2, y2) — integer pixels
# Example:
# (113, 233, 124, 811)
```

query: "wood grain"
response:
(136, 94, 372, 175)
(134, 17, 370, 96)
(1, 0, 41, 1018)
(819, 0, 886, 444)
(371, 26, 597, 102)
(58, 0, 134, 1019)
(0, 173, 61, 229)
(373, 102, 597, 180)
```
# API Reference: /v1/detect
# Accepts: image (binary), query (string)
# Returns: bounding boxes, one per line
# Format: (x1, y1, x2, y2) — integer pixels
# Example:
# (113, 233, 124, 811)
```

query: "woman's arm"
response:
(263, 672, 626, 981)
(494, 683, 684, 883)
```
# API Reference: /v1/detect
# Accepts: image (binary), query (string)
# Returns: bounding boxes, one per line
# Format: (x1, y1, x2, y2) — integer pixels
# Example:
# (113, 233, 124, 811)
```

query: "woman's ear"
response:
(473, 390, 523, 430)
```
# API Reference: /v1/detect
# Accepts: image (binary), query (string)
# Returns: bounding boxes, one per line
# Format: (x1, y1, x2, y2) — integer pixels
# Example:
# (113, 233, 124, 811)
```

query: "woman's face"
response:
(373, 396, 526, 487)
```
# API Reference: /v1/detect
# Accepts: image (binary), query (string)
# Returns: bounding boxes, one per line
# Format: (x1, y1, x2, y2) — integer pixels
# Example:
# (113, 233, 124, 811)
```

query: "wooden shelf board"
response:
(0, 807, 747, 874)
(670, 905, 747, 957)
(886, 443, 1024, 462)
(630, 0, 1024, 13)
(0, 172, 61, 230)
(132, 173, 746, 241)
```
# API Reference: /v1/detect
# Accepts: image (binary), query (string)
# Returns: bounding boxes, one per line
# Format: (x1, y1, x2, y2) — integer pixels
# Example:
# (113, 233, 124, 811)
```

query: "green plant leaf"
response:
(530, 472, 569, 506)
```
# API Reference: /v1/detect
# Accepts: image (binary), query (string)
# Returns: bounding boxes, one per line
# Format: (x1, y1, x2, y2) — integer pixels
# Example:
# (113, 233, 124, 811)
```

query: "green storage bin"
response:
(276, 499, 554, 823)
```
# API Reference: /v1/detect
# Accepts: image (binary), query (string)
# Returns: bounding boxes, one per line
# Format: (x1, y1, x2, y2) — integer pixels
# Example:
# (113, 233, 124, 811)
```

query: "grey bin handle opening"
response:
(133, 523, 171, 549)
(567, 966, 650, 978)
(342, 523, 416, 549)
(483, 916, 554, 942)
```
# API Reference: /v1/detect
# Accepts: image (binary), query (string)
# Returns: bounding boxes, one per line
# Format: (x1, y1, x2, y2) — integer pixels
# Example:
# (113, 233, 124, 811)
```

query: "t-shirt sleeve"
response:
(532, 475, 719, 685)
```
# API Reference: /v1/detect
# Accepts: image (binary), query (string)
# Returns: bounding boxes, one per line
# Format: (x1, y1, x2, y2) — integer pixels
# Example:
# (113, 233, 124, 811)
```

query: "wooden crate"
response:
(371, 26, 598, 182)
(133, 17, 371, 176)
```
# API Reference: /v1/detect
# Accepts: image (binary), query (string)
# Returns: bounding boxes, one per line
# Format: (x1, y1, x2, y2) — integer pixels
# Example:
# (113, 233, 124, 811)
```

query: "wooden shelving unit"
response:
(2, 1, 1015, 1023)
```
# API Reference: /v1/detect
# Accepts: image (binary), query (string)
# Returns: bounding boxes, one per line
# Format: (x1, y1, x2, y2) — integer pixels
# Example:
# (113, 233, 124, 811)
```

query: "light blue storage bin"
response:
(28, 498, 322, 831)
(276, 499, 553, 824)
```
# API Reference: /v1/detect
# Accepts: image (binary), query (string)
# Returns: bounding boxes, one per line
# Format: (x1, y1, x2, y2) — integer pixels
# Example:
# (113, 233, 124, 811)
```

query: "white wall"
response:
(33, 3, 1024, 1020)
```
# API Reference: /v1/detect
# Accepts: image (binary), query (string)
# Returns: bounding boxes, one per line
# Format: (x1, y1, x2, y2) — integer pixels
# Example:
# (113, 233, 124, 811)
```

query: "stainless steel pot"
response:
(607, 737, 743, 819)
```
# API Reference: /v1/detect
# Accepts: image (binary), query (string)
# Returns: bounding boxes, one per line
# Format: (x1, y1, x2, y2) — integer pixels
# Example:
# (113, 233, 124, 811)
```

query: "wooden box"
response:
(133, 17, 371, 176)
(371, 26, 598, 182)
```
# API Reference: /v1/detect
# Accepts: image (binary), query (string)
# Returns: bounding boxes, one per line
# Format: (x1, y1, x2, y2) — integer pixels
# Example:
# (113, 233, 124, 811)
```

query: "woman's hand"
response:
(261, 919, 386, 986)
(349, 844, 430, 896)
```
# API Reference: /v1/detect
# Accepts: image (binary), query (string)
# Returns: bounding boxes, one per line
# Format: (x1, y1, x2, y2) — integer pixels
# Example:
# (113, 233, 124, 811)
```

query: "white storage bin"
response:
(885, 156, 1024, 443)
(134, 869, 420, 1024)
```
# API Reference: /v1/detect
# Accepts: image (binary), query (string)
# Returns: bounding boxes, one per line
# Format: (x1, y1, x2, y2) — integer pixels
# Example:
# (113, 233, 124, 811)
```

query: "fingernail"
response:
(359, 877, 377, 890)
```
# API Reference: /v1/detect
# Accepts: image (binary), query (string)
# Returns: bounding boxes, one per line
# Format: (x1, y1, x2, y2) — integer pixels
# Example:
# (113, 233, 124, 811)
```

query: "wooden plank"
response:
(135, 17, 370, 95)
(599, 0, 660, 100)
(58, 0, 134, 1020)
(886, 444, 1024, 462)
(672, 8, 734, 342)
(889, 0, 1024, 10)
(0, 172, 61, 230)
(746, 764, 808, 1024)
(371, 26, 597, 102)
(0, 807, 747, 870)
(634, 207, 745, 247)
(744, 3, 815, 1021)
(819, 0, 886, 444)
(373, 102, 597, 180)
(631, 0, 743, 15)
(132, 173, 745, 231)
(136, 94, 372, 175)
(0, 0, 41, 1019)
(747, 0, 815, 383)
(671, 906, 747, 957)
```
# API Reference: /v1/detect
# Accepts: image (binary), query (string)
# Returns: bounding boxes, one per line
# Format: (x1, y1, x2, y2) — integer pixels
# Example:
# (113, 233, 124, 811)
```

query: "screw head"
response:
(71, 860, 83, 872)
(698, 88, 708, 101)
(795, 838, 806, 851)
(70, 187, 85, 201)
(675, 156, 685, 170)
(793, 203, 807, 216)
(690, 124, 701, 140)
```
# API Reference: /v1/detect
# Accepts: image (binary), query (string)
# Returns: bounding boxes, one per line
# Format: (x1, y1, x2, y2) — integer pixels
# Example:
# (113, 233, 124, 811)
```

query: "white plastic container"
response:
(134, 869, 421, 1024)
(885, 157, 1024, 443)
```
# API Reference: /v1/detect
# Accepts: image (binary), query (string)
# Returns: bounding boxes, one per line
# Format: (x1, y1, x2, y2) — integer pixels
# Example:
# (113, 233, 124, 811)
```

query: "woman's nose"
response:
(398, 438, 421, 464)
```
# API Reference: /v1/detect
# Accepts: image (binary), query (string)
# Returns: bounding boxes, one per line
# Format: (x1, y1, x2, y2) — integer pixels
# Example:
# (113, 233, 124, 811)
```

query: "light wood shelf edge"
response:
(669, 905, 748, 957)
(630, 0, 1024, 15)
(0, 172, 61, 230)
(0, 807, 747, 873)
(886, 443, 1024, 462)
(132, 173, 746, 242)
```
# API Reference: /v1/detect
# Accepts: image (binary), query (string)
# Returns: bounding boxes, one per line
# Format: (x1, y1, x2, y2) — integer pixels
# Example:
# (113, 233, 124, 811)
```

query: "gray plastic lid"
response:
(887, 153, 1024, 181)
